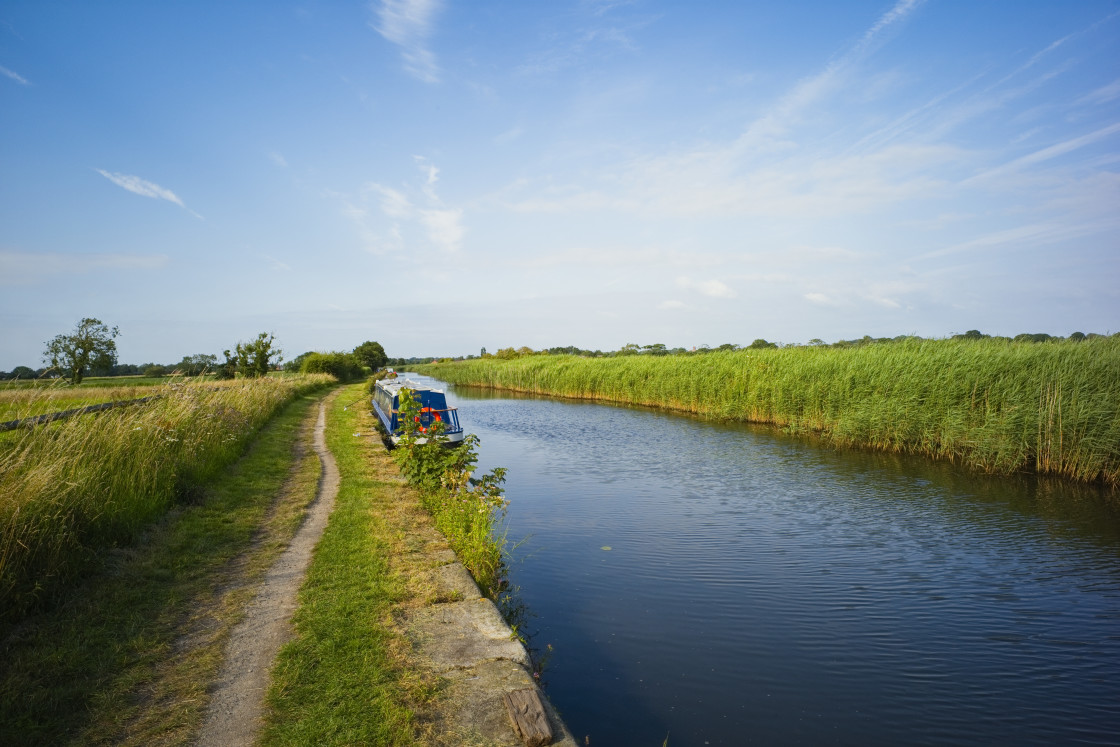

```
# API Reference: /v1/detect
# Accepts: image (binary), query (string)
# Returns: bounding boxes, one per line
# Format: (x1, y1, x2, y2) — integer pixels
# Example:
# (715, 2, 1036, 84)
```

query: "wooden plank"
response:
(503, 687, 553, 747)
(0, 396, 161, 432)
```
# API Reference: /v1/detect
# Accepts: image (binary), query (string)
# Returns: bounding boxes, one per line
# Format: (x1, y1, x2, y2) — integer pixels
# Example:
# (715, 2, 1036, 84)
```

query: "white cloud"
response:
(1077, 78, 1120, 106)
(420, 207, 464, 252)
(95, 169, 203, 219)
(0, 65, 30, 85)
(964, 122, 1120, 184)
(261, 254, 292, 272)
(0, 250, 168, 285)
(805, 292, 833, 305)
(373, 0, 442, 84)
(677, 276, 735, 298)
(342, 160, 464, 253)
(269, 151, 288, 167)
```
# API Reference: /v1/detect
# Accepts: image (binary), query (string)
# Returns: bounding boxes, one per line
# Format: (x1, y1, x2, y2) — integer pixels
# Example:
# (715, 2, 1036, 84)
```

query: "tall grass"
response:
(416, 337, 1120, 487)
(0, 374, 334, 623)
(391, 390, 508, 596)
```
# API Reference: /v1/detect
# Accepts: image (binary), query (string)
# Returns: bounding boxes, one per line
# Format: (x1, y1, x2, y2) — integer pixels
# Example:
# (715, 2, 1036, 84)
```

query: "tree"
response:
(177, 353, 217, 376)
(43, 318, 120, 385)
(233, 333, 281, 378)
(352, 340, 388, 371)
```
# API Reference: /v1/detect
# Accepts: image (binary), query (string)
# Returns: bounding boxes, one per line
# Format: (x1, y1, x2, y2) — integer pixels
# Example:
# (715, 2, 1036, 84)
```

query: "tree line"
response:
(1, 317, 390, 384)
(430, 330, 1116, 363)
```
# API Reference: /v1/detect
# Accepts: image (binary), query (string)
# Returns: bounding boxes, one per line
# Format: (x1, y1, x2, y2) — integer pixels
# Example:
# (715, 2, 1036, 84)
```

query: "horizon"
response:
(2, 1, 1118, 369)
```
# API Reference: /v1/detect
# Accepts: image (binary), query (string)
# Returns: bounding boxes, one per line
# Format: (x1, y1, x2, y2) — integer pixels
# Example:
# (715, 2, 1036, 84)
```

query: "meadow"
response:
(0, 373, 334, 624)
(415, 337, 1120, 488)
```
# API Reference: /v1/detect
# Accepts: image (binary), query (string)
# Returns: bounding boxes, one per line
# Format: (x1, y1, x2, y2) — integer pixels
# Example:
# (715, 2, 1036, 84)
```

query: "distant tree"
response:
(233, 333, 281, 377)
(747, 339, 778, 349)
(1069, 331, 1086, 342)
(808, 338, 826, 346)
(480, 347, 488, 358)
(144, 364, 169, 377)
(215, 350, 237, 379)
(954, 329, 988, 340)
(43, 317, 120, 385)
(7, 365, 37, 380)
(715, 343, 738, 351)
(352, 340, 388, 370)
(283, 351, 315, 372)
(176, 353, 217, 376)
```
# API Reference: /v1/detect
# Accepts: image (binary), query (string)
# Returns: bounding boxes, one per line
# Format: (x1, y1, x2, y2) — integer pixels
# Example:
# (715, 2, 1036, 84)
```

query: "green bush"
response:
(299, 352, 364, 382)
(391, 389, 508, 595)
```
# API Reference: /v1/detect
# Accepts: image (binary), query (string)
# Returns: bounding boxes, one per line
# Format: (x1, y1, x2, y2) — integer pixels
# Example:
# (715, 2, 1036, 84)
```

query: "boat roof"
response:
(375, 377, 446, 396)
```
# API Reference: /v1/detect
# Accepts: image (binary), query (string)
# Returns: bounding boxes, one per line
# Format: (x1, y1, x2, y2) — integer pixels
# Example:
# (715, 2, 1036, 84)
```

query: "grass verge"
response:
(0, 388, 326, 745)
(0, 374, 334, 622)
(261, 383, 439, 746)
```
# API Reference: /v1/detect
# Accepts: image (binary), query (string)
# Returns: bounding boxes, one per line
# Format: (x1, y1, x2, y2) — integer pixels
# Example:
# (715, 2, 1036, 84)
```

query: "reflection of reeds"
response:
(418, 337, 1120, 488)
(0, 375, 333, 622)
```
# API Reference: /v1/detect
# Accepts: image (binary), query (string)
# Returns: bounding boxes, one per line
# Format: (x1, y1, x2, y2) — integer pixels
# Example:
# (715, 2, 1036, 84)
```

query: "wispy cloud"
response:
(268, 151, 288, 167)
(340, 157, 464, 253)
(261, 254, 292, 272)
(95, 169, 203, 219)
(677, 276, 735, 298)
(0, 250, 168, 285)
(372, 0, 442, 83)
(0, 65, 29, 85)
(964, 122, 1120, 184)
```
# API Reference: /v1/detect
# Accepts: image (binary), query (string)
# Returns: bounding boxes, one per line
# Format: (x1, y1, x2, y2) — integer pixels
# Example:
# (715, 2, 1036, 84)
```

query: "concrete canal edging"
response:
(396, 515, 577, 746)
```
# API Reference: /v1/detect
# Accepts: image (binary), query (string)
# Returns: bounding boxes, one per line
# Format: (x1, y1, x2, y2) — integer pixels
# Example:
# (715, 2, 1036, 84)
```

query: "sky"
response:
(1, 0, 1118, 368)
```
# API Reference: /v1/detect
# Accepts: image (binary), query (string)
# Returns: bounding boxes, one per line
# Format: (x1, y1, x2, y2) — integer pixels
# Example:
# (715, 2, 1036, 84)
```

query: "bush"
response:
(299, 352, 364, 382)
(391, 389, 508, 595)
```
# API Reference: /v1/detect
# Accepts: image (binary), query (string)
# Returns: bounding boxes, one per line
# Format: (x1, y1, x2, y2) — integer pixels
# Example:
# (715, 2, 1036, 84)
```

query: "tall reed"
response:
(416, 337, 1120, 487)
(0, 374, 334, 622)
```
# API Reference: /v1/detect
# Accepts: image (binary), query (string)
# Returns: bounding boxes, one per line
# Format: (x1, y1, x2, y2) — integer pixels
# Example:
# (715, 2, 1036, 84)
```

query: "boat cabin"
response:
(371, 377, 464, 445)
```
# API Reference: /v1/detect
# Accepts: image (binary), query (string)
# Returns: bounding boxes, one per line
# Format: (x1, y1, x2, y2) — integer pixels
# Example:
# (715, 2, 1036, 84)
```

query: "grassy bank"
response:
(261, 384, 435, 745)
(415, 337, 1120, 487)
(0, 374, 334, 623)
(0, 388, 325, 745)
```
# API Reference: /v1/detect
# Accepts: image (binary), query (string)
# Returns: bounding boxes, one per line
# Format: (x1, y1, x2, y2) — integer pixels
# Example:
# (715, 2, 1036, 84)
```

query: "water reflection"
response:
(411, 375, 1120, 745)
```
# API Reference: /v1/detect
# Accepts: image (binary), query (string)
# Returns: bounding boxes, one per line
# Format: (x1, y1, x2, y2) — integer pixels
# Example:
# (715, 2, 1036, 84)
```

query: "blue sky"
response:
(1, 0, 1118, 368)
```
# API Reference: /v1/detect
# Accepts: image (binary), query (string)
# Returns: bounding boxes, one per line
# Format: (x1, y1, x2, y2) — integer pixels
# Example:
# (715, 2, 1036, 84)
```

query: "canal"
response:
(414, 374, 1120, 745)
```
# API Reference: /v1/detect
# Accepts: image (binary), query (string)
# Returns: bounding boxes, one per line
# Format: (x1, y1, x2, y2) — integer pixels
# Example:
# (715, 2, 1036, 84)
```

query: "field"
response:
(415, 337, 1120, 488)
(0, 373, 335, 623)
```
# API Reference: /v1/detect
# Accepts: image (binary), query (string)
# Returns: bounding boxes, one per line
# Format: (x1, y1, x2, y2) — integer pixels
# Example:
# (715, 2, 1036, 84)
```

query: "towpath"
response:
(196, 391, 575, 746)
(196, 398, 340, 746)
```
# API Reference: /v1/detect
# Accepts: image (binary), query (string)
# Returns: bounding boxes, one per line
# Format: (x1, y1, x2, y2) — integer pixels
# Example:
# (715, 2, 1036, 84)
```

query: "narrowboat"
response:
(371, 377, 464, 445)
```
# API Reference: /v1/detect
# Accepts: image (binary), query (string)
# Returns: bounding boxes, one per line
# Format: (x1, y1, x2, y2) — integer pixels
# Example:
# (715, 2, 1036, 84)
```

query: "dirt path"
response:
(196, 398, 340, 747)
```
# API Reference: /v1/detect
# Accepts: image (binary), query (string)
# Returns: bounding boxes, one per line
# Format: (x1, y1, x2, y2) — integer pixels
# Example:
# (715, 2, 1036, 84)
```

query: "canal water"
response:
(412, 374, 1120, 745)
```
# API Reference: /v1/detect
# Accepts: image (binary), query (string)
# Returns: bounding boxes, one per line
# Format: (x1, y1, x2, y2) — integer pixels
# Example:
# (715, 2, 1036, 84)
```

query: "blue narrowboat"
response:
(371, 377, 464, 445)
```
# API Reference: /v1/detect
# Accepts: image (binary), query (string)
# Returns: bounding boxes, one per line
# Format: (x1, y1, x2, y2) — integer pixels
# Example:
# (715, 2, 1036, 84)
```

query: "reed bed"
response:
(0, 374, 334, 622)
(416, 337, 1120, 488)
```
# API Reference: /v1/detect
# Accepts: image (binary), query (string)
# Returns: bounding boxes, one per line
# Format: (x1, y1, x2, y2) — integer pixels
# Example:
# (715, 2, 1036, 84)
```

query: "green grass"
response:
(261, 384, 433, 746)
(415, 337, 1120, 488)
(0, 374, 335, 623)
(0, 388, 327, 745)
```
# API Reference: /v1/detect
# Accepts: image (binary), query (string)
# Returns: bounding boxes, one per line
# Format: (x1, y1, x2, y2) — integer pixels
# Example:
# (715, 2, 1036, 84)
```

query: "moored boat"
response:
(371, 377, 464, 445)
